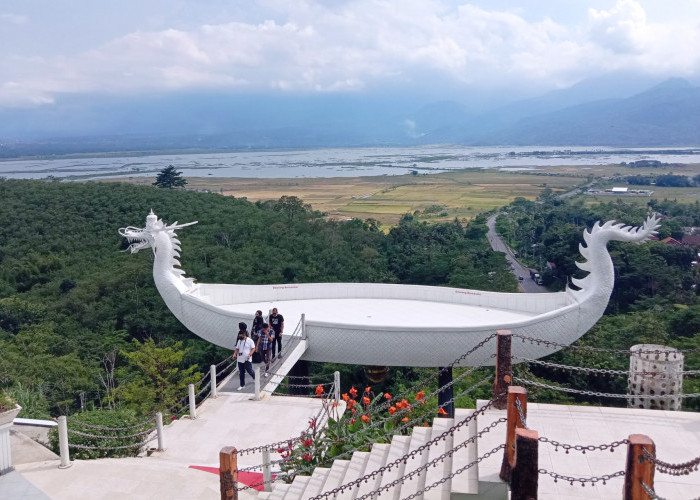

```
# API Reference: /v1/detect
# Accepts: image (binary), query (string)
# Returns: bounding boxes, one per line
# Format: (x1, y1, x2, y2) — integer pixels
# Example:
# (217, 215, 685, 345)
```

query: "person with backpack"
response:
(251, 310, 264, 363)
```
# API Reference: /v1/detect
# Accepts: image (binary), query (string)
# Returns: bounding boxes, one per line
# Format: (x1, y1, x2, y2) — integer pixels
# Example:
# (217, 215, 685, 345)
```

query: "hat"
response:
(238, 322, 247, 331)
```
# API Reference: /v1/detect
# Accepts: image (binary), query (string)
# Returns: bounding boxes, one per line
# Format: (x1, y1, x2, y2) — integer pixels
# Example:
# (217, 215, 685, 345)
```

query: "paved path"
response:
(486, 214, 547, 294)
(12, 391, 326, 500)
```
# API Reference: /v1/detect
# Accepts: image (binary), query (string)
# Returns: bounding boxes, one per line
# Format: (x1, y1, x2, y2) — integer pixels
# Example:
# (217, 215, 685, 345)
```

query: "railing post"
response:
(156, 412, 166, 451)
(301, 313, 306, 339)
(493, 329, 512, 409)
(334, 371, 340, 403)
(262, 448, 272, 492)
(510, 428, 539, 500)
(210, 364, 218, 399)
(499, 386, 526, 482)
(57, 416, 71, 469)
(220, 446, 238, 500)
(254, 365, 261, 400)
(188, 384, 197, 419)
(438, 366, 454, 418)
(624, 434, 655, 500)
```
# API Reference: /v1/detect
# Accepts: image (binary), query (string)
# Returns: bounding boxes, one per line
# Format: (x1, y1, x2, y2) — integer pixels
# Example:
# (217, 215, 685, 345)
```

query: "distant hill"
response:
(1, 76, 699, 156)
(467, 78, 700, 146)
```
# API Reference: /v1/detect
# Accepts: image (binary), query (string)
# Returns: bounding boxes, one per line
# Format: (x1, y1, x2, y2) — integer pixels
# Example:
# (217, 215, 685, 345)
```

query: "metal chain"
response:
(516, 356, 700, 376)
(399, 444, 506, 500)
(67, 416, 155, 431)
(539, 437, 629, 454)
(66, 426, 156, 440)
(308, 404, 504, 500)
(641, 447, 700, 476)
(538, 468, 626, 486)
(68, 435, 156, 451)
(514, 376, 700, 399)
(514, 398, 528, 429)
(512, 334, 700, 354)
(641, 480, 667, 500)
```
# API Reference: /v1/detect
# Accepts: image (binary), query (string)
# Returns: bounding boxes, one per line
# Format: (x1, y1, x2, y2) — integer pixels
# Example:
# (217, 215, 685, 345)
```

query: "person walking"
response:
(251, 310, 264, 363)
(255, 322, 275, 377)
(269, 307, 284, 360)
(232, 322, 256, 390)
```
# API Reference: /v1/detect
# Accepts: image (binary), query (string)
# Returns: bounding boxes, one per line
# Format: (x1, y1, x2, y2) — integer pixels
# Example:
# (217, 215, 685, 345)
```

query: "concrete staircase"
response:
(260, 408, 485, 500)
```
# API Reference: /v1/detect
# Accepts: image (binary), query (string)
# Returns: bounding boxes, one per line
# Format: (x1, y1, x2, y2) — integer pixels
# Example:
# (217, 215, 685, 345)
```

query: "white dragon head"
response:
(118, 210, 197, 254)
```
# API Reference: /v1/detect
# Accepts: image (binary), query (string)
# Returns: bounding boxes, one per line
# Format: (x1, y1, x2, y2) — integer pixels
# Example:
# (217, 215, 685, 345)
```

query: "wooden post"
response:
(499, 386, 527, 482)
(624, 434, 655, 500)
(510, 428, 539, 500)
(493, 330, 512, 409)
(220, 446, 238, 500)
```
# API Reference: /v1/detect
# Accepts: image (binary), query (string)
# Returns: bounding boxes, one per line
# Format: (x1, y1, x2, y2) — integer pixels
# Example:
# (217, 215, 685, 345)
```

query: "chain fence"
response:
(641, 447, 700, 476)
(538, 437, 629, 454)
(514, 376, 700, 400)
(538, 468, 626, 487)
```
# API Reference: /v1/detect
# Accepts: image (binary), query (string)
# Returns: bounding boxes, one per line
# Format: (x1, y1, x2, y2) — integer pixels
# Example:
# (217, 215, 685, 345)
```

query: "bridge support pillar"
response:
(437, 366, 454, 418)
(289, 360, 310, 396)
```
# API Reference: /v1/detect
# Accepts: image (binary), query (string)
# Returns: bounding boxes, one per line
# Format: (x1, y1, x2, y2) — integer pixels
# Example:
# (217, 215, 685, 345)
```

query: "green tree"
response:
(116, 338, 201, 415)
(153, 165, 187, 189)
(273, 195, 313, 221)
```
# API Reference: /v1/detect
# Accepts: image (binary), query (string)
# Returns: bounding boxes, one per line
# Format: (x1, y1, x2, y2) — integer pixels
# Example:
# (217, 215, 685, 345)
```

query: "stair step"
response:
(319, 459, 350, 495)
(397, 426, 431, 500)
(335, 451, 370, 500)
(351, 443, 390, 500)
(377, 435, 412, 500)
(269, 483, 292, 500)
(257, 493, 272, 500)
(302, 467, 331, 499)
(451, 409, 479, 496)
(423, 418, 454, 500)
(287, 476, 311, 500)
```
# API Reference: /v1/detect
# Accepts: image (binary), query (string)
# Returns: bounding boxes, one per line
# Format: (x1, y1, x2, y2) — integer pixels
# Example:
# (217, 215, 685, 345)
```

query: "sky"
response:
(1, 0, 700, 110)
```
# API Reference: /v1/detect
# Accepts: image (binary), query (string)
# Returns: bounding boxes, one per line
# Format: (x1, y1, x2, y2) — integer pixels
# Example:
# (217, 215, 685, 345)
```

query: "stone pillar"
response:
(0, 406, 21, 474)
(628, 344, 683, 411)
(437, 367, 454, 418)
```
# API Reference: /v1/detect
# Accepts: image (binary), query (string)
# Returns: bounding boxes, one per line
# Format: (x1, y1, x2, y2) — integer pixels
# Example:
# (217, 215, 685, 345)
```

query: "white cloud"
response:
(0, 12, 27, 25)
(1, 0, 700, 108)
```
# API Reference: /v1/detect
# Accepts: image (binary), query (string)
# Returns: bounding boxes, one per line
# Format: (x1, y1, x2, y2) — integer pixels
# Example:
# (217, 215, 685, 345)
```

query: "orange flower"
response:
(349, 387, 358, 397)
(347, 399, 356, 408)
(351, 407, 356, 413)
(315, 385, 324, 397)
(384, 393, 392, 400)
(415, 391, 425, 401)
(402, 417, 409, 422)
(342, 393, 350, 402)
(437, 407, 448, 416)
(350, 418, 356, 424)
(362, 396, 370, 405)
(389, 406, 396, 415)
(365, 386, 371, 393)
(361, 415, 370, 423)
(395, 401, 403, 410)
(424, 422, 429, 427)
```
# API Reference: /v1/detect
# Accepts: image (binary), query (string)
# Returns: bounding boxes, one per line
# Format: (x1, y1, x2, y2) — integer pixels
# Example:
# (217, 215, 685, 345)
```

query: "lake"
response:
(1, 145, 698, 180)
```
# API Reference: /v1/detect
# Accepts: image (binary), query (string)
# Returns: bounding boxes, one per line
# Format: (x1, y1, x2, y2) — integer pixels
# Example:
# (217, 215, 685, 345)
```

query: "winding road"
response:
(486, 214, 547, 293)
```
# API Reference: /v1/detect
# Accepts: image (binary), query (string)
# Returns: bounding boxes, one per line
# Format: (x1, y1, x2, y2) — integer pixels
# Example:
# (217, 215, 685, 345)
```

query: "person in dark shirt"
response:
(269, 307, 284, 359)
(251, 310, 264, 342)
(255, 323, 275, 376)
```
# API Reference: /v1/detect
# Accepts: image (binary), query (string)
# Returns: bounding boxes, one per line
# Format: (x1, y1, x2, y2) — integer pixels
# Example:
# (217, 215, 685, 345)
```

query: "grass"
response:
(104, 162, 700, 226)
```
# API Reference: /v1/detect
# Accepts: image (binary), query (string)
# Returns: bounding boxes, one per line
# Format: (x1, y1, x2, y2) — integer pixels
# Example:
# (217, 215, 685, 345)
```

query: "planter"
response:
(0, 404, 21, 474)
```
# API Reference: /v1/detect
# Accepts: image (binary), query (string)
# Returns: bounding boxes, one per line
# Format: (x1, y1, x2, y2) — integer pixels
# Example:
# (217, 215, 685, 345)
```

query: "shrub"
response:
(48, 408, 154, 459)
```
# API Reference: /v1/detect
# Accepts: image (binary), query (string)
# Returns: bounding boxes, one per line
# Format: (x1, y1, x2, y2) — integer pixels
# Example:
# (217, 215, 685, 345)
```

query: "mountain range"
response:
(1, 75, 699, 157)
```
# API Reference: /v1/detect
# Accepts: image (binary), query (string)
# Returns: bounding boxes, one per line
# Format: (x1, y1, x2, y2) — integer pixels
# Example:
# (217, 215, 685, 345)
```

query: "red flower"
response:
(384, 393, 392, 400)
(315, 385, 324, 397)
(361, 415, 370, 423)
(351, 407, 356, 413)
(308, 419, 316, 428)
(424, 422, 429, 427)
(415, 391, 425, 402)
(342, 393, 350, 402)
(437, 407, 448, 416)
(277, 448, 284, 454)
(389, 406, 396, 415)
(170, 416, 177, 421)
(302, 454, 312, 461)
(349, 387, 358, 397)
(347, 399, 356, 408)
(303, 438, 313, 448)
(365, 386, 371, 393)
(350, 418, 356, 424)
(362, 396, 370, 405)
